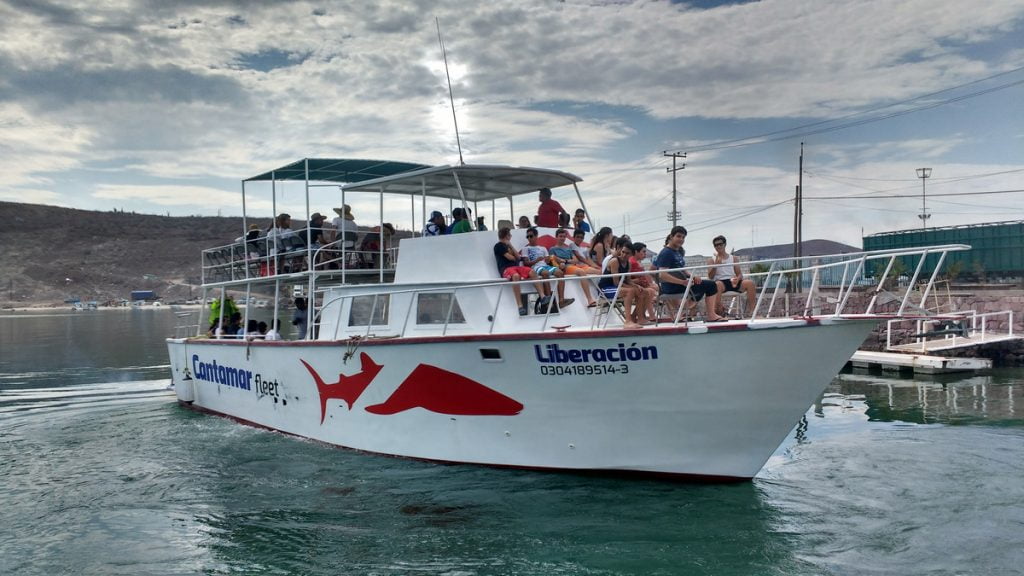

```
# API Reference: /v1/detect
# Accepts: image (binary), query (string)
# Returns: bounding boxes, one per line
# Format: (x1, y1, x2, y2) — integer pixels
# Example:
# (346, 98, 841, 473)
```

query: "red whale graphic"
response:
(301, 353, 382, 423)
(364, 364, 523, 416)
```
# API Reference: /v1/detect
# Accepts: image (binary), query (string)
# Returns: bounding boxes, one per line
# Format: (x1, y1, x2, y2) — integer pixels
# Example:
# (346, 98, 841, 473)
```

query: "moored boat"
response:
(166, 158, 968, 481)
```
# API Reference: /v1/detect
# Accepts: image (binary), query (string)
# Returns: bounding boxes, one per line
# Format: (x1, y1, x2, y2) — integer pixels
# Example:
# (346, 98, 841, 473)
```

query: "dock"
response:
(849, 350, 991, 374)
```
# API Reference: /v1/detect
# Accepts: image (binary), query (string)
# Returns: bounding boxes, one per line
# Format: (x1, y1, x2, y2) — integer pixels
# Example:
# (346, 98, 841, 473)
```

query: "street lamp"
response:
(916, 167, 932, 229)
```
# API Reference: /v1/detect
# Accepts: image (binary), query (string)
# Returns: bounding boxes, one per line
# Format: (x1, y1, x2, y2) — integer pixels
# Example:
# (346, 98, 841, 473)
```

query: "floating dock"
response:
(849, 350, 991, 374)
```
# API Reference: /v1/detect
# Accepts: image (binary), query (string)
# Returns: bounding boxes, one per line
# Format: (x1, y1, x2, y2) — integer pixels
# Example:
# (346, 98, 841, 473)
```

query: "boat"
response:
(166, 158, 968, 481)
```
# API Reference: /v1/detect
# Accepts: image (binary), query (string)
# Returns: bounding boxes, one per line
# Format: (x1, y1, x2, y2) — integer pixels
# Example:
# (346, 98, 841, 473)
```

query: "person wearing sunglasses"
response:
(708, 235, 756, 318)
(494, 227, 546, 316)
(521, 227, 574, 310)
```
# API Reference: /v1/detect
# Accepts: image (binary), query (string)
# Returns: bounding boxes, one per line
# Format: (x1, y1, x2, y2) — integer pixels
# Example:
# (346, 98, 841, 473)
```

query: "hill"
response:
(1, 202, 248, 308)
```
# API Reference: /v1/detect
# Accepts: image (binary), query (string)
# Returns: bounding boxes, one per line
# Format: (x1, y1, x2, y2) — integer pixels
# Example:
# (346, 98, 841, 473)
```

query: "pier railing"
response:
(884, 309, 1016, 353)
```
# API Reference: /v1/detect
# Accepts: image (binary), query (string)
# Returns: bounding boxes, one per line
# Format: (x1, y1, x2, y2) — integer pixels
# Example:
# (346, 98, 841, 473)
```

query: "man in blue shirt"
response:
(654, 226, 725, 322)
(572, 208, 591, 233)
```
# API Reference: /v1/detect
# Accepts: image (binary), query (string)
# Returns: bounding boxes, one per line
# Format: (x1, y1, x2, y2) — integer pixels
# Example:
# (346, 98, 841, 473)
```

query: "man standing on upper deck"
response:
(535, 188, 567, 228)
(423, 211, 446, 236)
(448, 207, 472, 234)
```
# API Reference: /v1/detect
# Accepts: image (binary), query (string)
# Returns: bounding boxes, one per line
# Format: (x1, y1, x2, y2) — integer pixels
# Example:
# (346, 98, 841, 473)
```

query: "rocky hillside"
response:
(1, 201, 247, 308)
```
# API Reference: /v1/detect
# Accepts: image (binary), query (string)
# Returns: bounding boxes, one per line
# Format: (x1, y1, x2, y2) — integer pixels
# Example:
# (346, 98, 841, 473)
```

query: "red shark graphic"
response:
(301, 352, 382, 424)
(364, 364, 523, 416)
(536, 234, 557, 249)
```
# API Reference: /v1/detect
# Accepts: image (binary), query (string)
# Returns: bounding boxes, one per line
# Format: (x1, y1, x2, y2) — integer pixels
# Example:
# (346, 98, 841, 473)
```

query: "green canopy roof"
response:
(341, 164, 583, 202)
(244, 158, 431, 183)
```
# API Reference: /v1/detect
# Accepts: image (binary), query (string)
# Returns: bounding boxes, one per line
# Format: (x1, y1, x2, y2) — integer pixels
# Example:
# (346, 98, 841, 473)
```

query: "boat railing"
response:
(201, 236, 398, 285)
(307, 244, 971, 339)
(173, 310, 202, 338)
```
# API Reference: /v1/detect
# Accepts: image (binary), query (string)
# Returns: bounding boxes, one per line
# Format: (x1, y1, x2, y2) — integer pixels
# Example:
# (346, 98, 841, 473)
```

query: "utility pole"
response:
(794, 142, 803, 261)
(916, 167, 932, 229)
(793, 143, 804, 294)
(664, 151, 685, 227)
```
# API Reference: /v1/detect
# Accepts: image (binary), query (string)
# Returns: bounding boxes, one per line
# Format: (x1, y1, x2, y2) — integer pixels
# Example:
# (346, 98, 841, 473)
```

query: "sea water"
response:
(1, 308, 1023, 575)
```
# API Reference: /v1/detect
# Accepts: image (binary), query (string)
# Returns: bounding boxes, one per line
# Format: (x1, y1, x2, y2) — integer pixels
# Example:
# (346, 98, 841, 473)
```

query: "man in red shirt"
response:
(535, 187, 567, 228)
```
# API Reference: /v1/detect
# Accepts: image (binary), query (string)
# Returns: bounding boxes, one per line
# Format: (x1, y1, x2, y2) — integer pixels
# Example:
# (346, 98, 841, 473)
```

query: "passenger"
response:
(423, 210, 446, 236)
(208, 294, 239, 331)
(475, 216, 488, 231)
(241, 319, 259, 340)
(244, 223, 261, 242)
(709, 235, 757, 318)
(257, 320, 268, 338)
(517, 215, 532, 229)
(304, 212, 329, 248)
(654, 226, 725, 322)
(550, 227, 600, 307)
(494, 227, 546, 316)
(572, 208, 591, 233)
(449, 207, 472, 234)
(264, 319, 282, 341)
(629, 242, 659, 323)
(226, 312, 243, 338)
(208, 318, 223, 339)
(331, 204, 358, 242)
(359, 223, 395, 268)
(535, 187, 567, 228)
(521, 227, 574, 309)
(589, 226, 614, 269)
(599, 238, 643, 328)
(267, 213, 296, 247)
(572, 228, 590, 250)
(558, 212, 571, 228)
(292, 297, 308, 339)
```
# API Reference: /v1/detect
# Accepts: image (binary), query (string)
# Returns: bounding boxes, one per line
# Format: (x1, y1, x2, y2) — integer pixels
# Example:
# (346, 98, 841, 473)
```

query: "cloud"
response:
(0, 0, 1020, 249)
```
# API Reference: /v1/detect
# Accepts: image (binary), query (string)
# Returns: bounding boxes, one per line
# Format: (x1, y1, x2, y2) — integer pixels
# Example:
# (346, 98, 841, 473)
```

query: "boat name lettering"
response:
(534, 343, 657, 364)
(254, 374, 280, 398)
(191, 354, 252, 391)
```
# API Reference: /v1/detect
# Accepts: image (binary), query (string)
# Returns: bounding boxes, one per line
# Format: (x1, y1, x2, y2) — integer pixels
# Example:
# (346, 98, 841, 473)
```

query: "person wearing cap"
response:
(424, 211, 446, 236)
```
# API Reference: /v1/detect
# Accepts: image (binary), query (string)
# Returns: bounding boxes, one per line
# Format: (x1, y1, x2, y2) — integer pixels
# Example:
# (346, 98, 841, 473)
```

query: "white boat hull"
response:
(167, 318, 874, 480)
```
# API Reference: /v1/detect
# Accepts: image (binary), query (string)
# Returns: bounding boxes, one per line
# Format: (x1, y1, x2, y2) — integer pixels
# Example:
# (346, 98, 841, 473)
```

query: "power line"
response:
(804, 188, 1024, 200)
(681, 66, 1024, 153)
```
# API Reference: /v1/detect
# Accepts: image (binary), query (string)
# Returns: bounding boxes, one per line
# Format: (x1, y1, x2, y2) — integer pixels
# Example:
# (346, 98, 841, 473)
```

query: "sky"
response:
(1, 0, 1023, 252)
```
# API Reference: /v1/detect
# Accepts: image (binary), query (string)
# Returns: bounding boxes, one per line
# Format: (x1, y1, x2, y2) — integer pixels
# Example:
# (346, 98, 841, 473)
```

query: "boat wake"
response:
(0, 379, 175, 420)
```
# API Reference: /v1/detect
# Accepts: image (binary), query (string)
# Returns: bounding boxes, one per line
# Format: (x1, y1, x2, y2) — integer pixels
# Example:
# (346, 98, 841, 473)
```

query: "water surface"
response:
(2, 309, 1022, 575)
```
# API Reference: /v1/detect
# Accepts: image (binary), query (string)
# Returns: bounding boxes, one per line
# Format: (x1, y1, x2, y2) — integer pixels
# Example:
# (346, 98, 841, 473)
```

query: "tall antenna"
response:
(435, 18, 464, 165)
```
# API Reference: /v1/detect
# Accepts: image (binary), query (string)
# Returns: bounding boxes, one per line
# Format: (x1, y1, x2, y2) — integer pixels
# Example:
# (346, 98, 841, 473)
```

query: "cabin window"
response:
(416, 293, 466, 324)
(348, 295, 390, 326)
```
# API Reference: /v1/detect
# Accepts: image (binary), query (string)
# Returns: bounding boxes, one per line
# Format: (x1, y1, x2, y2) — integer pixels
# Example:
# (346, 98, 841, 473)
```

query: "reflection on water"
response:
(833, 368, 1021, 425)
